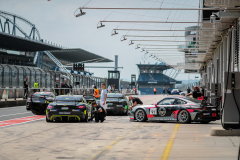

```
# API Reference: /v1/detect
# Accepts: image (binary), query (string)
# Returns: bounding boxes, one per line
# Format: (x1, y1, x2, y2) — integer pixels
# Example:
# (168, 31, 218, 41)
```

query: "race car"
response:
(84, 95, 96, 105)
(26, 92, 55, 115)
(129, 96, 220, 123)
(171, 89, 180, 95)
(46, 95, 92, 122)
(97, 93, 130, 115)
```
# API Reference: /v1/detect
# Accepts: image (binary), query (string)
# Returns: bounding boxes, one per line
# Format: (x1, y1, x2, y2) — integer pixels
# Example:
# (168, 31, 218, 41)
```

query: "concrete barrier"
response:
(0, 99, 26, 108)
(210, 127, 240, 136)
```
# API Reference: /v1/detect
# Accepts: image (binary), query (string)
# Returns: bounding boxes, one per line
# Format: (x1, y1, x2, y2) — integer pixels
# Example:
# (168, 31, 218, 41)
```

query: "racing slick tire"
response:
(82, 112, 89, 122)
(46, 116, 52, 123)
(178, 110, 191, 123)
(135, 109, 147, 122)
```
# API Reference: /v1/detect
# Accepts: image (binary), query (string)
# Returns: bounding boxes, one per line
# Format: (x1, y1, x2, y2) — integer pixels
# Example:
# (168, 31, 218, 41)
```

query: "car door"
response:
(152, 98, 177, 121)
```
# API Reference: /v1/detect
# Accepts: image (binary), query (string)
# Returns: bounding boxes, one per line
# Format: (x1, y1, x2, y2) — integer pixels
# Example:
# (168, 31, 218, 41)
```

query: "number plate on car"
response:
(59, 112, 70, 114)
(107, 103, 113, 105)
(107, 107, 114, 109)
(61, 107, 68, 110)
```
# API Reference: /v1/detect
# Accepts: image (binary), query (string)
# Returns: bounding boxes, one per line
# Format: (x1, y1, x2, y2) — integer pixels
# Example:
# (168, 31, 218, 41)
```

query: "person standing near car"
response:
(187, 87, 191, 94)
(100, 83, 108, 114)
(187, 86, 202, 98)
(55, 82, 59, 96)
(93, 86, 99, 99)
(163, 87, 165, 95)
(129, 96, 143, 110)
(108, 85, 111, 93)
(24, 77, 28, 99)
(154, 88, 157, 95)
(34, 80, 39, 92)
(167, 87, 169, 95)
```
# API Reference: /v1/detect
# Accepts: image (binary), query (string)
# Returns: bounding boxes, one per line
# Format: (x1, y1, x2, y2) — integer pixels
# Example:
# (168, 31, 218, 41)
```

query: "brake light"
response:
(78, 106, 85, 108)
(212, 113, 217, 117)
(195, 108, 206, 111)
(48, 106, 53, 109)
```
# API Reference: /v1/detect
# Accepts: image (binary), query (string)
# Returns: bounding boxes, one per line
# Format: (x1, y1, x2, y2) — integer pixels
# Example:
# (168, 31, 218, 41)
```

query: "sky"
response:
(1, 0, 201, 82)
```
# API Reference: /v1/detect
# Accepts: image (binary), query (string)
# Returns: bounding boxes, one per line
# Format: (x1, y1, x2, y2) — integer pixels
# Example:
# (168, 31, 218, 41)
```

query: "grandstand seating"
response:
(138, 73, 177, 82)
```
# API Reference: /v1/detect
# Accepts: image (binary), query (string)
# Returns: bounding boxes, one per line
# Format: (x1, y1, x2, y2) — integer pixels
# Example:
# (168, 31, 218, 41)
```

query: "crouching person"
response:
(92, 101, 106, 123)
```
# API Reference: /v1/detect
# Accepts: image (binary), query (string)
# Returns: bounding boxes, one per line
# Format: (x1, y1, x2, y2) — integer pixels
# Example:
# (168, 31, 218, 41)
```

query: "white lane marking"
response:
(0, 112, 31, 118)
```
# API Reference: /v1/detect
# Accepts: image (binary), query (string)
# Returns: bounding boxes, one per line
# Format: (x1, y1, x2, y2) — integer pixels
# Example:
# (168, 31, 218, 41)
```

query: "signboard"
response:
(2, 89, 9, 99)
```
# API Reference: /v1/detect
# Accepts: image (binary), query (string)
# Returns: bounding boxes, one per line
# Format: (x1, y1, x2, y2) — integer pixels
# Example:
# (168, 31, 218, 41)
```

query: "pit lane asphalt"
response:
(0, 106, 32, 121)
(0, 95, 239, 160)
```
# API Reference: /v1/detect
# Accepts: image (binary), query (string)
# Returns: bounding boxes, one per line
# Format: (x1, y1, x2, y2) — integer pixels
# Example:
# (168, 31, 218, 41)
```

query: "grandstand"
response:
(137, 64, 182, 95)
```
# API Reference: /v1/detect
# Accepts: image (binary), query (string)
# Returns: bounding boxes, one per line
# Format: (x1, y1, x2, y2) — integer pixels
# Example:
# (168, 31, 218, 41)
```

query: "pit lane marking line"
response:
(0, 106, 26, 110)
(160, 124, 181, 160)
(89, 124, 143, 160)
(0, 115, 45, 128)
(146, 148, 155, 160)
(0, 112, 31, 118)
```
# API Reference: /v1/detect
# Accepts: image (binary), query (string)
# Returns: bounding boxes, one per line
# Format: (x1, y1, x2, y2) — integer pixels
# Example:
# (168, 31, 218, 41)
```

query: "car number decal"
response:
(150, 108, 157, 115)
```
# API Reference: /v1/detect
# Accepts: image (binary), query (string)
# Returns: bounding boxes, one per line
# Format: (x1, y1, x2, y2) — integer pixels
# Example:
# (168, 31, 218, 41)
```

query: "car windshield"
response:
(33, 92, 50, 96)
(56, 96, 82, 102)
(172, 89, 178, 92)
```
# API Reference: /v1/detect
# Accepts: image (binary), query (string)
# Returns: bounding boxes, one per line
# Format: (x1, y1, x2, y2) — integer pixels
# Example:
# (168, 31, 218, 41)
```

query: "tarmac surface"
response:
(0, 95, 239, 160)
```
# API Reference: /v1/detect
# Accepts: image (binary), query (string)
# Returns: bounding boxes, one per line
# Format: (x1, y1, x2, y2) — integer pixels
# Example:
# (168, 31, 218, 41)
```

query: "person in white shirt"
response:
(108, 85, 111, 93)
(100, 83, 108, 114)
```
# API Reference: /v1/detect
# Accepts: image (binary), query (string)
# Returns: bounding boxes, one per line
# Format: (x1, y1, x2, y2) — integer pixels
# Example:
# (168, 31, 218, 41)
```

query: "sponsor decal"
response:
(147, 114, 155, 118)
(203, 113, 210, 115)
(172, 110, 180, 119)
(150, 108, 157, 115)
(158, 107, 166, 116)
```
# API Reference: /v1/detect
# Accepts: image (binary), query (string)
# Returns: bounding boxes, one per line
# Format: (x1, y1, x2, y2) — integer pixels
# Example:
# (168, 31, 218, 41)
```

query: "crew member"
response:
(100, 83, 108, 114)
(187, 86, 202, 98)
(34, 80, 39, 92)
(187, 87, 191, 94)
(163, 87, 165, 95)
(93, 86, 99, 99)
(92, 101, 106, 123)
(200, 86, 205, 96)
(24, 77, 28, 99)
(154, 88, 157, 95)
(129, 96, 143, 110)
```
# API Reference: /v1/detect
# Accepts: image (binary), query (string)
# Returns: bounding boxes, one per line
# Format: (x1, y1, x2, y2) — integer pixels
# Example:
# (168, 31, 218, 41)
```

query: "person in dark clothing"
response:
(167, 87, 170, 95)
(163, 87, 165, 95)
(24, 77, 28, 99)
(55, 82, 59, 96)
(128, 96, 143, 110)
(187, 86, 202, 98)
(92, 101, 106, 123)
(187, 87, 191, 94)
(200, 86, 204, 96)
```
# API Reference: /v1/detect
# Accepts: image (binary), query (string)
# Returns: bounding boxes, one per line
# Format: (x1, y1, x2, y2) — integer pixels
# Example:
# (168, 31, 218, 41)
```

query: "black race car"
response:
(26, 92, 55, 115)
(46, 95, 92, 122)
(129, 96, 220, 123)
(97, 93, 131, 115)
(84, 95, 97, 105)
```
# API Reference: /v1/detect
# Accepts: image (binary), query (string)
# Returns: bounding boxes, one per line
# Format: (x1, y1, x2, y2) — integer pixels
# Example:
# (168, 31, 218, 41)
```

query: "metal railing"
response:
(0, 64, 108, 89)
(0, 88, 97, 100)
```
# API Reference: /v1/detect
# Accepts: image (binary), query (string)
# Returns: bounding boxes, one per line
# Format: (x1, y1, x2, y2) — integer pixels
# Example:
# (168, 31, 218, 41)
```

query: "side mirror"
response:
(155, 103, 157, 107)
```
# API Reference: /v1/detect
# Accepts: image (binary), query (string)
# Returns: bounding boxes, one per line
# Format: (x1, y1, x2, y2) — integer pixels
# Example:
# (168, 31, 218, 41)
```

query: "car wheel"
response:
(46, 116, 52, 122)
(200, 121, 210, 124)
(82, 112, 88, 122)
(135, 109, 147, 122)
(125, 107, 129, 115)
(178, 110, 191, 123)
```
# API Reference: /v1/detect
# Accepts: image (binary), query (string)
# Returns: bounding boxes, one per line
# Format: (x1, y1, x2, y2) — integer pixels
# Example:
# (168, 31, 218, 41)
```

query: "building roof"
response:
(0, 32, 61, 52)
(137, 64, 172, 71)
(49, 49, 113, 63)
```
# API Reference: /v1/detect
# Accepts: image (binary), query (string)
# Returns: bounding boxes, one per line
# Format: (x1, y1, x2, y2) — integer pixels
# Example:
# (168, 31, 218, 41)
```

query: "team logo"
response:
(158, 107, 166, 116)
